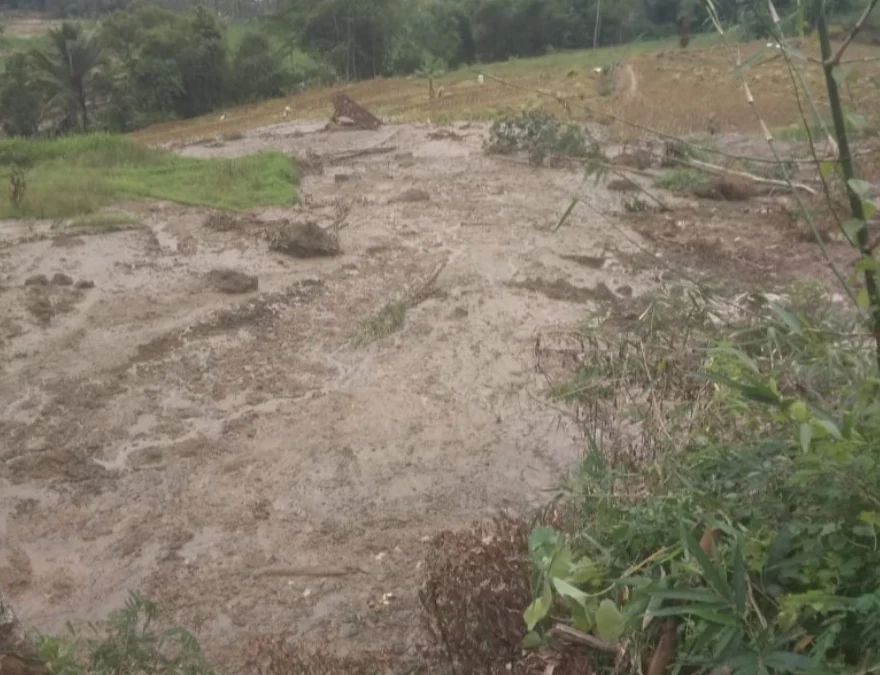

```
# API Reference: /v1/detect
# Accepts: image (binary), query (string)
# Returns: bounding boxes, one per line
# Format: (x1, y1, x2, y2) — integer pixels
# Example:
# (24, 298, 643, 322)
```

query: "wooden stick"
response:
(549, 624, 621, 655)
(679, 157, 818, 195)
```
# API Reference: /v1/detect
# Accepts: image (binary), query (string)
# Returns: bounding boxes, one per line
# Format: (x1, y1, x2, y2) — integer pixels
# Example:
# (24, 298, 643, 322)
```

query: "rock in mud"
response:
(207, 268, 259, 294)
(268, 220, 340, 258)
(389, 188, 431, 204)
(51, 273, 74, 286)
(23, 274, 48, 287)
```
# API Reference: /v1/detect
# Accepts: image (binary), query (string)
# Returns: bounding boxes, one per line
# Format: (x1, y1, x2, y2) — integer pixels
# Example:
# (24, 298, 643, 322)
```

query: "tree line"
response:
(0, 0, 869, 137)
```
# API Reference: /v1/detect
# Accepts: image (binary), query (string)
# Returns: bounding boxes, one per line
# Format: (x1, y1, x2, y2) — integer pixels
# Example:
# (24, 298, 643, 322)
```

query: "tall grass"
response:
(0, 133, 298, 218)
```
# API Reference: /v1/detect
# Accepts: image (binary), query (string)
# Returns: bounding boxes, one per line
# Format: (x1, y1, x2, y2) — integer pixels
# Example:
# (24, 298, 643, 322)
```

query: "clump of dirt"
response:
(51, 273, 73, 287)
(295, 149, 325, 176)
(268, 221, 340, 258)
(203, 212, 246, 232)
(692, 173, 755, 201)
(420, 515, 531, 675)
(389, 188, 431, 204)
(242, 638, 398, 675)
(207, 268, 259, 294)
(607, 177, 640, 192)
(510, 278, 618, 304)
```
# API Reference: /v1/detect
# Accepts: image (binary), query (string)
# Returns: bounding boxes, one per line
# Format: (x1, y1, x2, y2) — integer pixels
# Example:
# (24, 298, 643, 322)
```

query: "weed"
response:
(350, 300, 406, 347)
(0, 133, 298, 219)
(8, 161, 29, 210)
(654, 168, 708, 193)
(67, 212, 142, 233)
(35, 593, 214, 675)
(485, 109, 599, 166)
(527, 283, 880, 674)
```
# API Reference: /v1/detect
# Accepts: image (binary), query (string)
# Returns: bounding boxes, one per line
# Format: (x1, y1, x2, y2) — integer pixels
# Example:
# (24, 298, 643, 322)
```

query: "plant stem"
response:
(814, 0, 880, 371)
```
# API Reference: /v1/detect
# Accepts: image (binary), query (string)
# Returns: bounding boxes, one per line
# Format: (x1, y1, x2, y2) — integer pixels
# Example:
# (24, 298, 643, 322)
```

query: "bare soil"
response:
(0, 121, 853, 665)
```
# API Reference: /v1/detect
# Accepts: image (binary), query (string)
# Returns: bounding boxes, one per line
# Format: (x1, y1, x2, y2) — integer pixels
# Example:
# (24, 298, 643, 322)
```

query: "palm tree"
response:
(31, 22, 103, 133)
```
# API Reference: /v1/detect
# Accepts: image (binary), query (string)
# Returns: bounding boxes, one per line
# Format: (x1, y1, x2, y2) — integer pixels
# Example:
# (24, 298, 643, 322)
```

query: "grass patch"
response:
(653, 167, 709, 192)
(350, 300, 406, 347)
(0, 133, 298, 219)
(67, 211, 142, 233)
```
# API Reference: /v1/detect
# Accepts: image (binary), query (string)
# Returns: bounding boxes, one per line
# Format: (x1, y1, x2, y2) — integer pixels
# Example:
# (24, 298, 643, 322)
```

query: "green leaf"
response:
(857, 287, 871, 311)
(549, 545, 572, 579)
(524, 580, 552, 630)
(552, 198, 577, 232)
(819, 159, 837, 180)
(799, 422, 813, 452)
(859, 510, 880, 527)
(764, 650, 817, 673)
(680, 522, 732, 602)
(647, 588, 726, 603)
(849, 178, 876, 198)
(648, 605, 739, 625)
(522, 631, 543, 650)
(788, 400, 808, 422)
(595, 599, 625, 641)
(552, 578, 589, 606)
(832, 64, 854, 86)
(732, 540, 747, 616)
(842, 218, 866, 245)
(571, 602, 594, 632)
(769, 302, 803, 335)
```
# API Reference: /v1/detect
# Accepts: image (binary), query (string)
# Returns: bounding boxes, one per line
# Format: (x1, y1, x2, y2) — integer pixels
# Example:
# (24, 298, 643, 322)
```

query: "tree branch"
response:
(827, 0, 880, 67)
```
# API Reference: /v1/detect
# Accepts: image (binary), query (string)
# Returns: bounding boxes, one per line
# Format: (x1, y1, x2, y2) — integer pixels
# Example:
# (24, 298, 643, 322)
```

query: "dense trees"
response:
(0, 0, 870, 137)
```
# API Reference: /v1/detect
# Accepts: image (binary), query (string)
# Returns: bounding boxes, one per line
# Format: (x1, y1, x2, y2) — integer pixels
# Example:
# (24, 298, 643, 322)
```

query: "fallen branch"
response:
(679, 157, 817, 195)
(325, 145, 399, 164)
(549, 624, 621, 655)
(254, 565, 367, 578)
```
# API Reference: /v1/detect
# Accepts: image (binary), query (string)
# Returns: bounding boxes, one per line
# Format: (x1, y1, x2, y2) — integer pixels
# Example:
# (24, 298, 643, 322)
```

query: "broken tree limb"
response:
(325, 145, 399, 165)
(549, 624, 622, 655)
(679, 157, 818, 195)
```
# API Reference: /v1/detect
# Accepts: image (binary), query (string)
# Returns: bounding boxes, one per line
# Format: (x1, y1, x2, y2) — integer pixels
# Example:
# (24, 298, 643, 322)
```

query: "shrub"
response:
(485, 109, 599, 167)
(523, 285, 880, 673)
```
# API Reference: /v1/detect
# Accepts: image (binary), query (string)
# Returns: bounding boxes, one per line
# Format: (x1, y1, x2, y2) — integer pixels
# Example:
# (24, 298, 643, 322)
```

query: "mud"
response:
(0, 120, 849, 664)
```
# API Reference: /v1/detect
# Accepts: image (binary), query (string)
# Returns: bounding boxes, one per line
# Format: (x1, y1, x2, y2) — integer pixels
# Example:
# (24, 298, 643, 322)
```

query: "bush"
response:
(35, 593, 214, 675)
(522, 285, 880, 673)
(485, 109, 599, 166)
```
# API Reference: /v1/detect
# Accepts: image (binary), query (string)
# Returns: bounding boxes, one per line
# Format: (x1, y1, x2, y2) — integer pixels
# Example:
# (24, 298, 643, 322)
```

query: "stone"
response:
(268, 220, 340, 258)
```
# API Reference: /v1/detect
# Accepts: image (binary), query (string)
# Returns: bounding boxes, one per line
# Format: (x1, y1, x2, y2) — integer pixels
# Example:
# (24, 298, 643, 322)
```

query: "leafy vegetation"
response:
(35, 592, 215, 675)
(485, 108, 600, 166)
(525, 283, 880, 673)
(0, 133, 297, 218)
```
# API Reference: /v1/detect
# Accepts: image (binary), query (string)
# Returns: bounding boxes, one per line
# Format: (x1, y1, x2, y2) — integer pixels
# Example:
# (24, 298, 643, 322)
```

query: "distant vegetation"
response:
(0, 0, 872, 137)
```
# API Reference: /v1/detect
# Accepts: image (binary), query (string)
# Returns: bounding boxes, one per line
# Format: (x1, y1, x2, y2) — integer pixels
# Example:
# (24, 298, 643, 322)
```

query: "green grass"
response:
(67, 211, 142, 232)
(0, 133, 298, 219)
(350, 300, 407, 347)
(654, 167, 708, 193)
